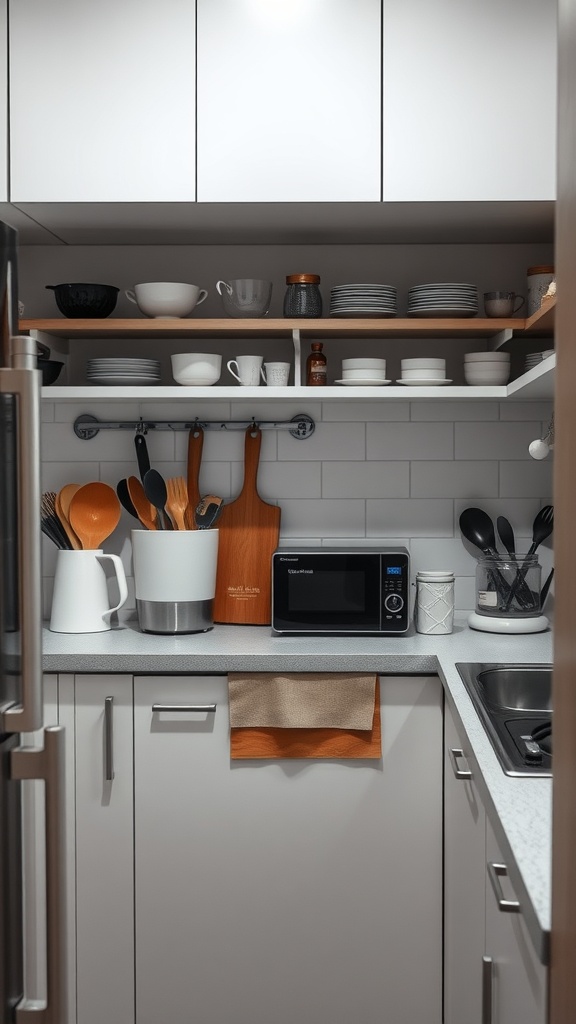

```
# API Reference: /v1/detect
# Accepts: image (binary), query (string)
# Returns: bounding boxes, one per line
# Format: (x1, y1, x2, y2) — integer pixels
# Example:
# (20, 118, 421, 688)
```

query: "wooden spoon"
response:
(127, 476, 158, 531)
(55, 483, 82, 549)
(165, 476, 188, 530)
(67, 482, 122, 550)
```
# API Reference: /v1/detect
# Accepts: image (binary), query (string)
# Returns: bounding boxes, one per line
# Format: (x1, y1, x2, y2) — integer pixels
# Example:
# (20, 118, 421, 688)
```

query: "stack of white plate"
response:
(329, 283, 397, 318)
(407, 283, 478, 319)
(524, 349, 555, 373)
(86, 358, 161, 386)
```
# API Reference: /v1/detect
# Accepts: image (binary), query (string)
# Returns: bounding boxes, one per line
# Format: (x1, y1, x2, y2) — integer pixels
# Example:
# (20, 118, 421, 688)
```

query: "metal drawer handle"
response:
(104, 696, 114, 781)
(482, 955, 493, 1024)
(449, 747, 472, 779)
(487, 861, 521, 913)
(152, 704, 217, 714)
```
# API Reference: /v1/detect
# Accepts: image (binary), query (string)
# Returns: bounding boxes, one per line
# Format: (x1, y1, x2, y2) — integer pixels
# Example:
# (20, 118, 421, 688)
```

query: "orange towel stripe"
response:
(230, 680, 381, 759)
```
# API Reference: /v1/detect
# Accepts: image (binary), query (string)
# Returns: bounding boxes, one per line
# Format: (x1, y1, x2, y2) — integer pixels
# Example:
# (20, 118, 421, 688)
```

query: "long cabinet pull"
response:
(482, 955, 493, 1024)
(104, 696, 114, 781)
(487, 861, 521, 913)
(448, 747, 472, 779)
(152, 704, 217, 714)
(0, 341, 43, 733)
(11, 726, 67, 1024)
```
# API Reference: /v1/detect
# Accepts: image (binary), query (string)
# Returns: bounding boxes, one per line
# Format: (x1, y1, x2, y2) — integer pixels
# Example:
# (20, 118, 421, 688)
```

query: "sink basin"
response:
(475, 666, 552, 713)
(455, 663, 553, 776)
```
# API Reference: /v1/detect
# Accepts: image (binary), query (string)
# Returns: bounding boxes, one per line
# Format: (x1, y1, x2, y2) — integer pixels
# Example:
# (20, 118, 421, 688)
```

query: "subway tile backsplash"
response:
(40, 398, 554, 618)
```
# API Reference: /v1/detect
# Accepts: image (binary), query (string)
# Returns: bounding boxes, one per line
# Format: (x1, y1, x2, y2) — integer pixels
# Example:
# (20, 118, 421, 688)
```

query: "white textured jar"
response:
(415, 571, 455, 635)
(526, 265, 555, 316)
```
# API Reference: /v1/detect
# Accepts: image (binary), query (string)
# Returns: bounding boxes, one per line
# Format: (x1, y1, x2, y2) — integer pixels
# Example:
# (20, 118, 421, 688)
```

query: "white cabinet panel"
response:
(74, 675, 134, 1024)
(134, 674, 442, 1024)
(485, 819, 547, 1024)
(443, 702, 486, 1024)
(383, 0, 557, 201)
(9, 0, 195, 202)
(197, 0, 381, 202)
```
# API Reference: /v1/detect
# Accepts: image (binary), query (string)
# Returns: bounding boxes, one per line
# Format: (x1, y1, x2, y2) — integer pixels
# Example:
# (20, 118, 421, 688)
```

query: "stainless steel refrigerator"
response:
(0, 219, 66, 1024)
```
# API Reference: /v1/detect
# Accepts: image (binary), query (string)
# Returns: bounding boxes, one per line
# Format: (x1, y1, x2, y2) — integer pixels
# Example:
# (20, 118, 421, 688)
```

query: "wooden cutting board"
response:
(213, 427, 280, 624)
(185, 426, 204, 528)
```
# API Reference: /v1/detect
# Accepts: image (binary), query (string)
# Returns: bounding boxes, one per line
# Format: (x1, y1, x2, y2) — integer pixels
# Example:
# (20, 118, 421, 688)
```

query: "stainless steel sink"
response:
(455, 663, 553, 777)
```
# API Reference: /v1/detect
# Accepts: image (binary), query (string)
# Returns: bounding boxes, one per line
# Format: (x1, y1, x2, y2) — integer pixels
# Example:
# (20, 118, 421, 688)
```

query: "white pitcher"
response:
(50, 549, 129, 633)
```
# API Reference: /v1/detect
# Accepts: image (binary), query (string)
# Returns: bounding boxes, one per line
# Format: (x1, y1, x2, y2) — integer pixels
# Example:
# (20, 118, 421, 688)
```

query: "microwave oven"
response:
(271, 546, 410, 635)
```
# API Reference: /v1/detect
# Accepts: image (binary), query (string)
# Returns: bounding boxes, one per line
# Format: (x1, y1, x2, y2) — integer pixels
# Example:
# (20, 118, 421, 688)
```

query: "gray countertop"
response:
(43, 618, 553, 962)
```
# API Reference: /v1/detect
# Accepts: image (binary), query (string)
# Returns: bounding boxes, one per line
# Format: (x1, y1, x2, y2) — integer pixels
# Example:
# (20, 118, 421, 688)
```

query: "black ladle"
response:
(116, 478, 139, 520)
(143, 468, 171, 530)
(504, 505, 554, 612)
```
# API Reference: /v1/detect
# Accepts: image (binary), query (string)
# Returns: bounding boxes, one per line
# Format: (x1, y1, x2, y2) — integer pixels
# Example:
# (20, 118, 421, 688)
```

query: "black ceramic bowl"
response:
(37, 359, 64, 386)
(46, 282, 119, 319)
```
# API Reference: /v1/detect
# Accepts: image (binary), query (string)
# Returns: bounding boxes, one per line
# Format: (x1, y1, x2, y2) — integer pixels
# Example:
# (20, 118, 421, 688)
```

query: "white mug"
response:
(50, 549, 128, 633)
(261, 361, 290, 386)
(227, 355, 263, 386)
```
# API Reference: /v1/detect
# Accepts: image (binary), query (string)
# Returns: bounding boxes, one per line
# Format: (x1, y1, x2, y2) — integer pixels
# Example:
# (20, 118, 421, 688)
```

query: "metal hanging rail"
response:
(73, 413, 315, 441)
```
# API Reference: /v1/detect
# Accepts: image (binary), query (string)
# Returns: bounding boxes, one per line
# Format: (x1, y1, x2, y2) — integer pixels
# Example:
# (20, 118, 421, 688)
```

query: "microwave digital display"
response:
(387, 566, 402, 575)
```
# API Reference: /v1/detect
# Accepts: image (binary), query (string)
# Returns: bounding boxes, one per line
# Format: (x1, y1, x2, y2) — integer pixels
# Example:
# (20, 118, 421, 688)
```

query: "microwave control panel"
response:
(381, 552, 409, 626)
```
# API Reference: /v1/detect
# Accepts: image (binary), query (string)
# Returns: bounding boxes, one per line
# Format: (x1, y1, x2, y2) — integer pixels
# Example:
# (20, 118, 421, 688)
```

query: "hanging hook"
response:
(135, 419, 148, 437)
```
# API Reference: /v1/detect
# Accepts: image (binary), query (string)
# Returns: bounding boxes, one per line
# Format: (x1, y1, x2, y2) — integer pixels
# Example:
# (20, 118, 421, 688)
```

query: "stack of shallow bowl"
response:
(397, 357, 451, 386)
(336, 357, 390, 386)
(464, 351, 510, 385)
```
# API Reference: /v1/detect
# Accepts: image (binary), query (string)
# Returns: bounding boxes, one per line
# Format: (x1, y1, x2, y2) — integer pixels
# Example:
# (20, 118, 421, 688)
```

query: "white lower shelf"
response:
(42, 361, 555, 402)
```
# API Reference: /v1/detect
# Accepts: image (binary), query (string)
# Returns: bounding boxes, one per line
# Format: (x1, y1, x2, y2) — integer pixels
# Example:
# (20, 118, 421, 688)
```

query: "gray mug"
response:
(484, 291, 525, 318)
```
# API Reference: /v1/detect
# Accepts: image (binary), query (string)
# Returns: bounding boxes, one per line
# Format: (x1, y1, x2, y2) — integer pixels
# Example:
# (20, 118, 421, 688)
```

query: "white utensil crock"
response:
(50, 549, 129, 633)
(131, 528, 219, 634)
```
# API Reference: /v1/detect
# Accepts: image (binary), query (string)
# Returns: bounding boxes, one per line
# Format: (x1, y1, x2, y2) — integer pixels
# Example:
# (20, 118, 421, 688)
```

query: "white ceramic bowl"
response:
(342, 357, 387, 370)
(401, 367, 445, 380)
(464, 367, 510, 385)
(126, 282, 208, 319)
(464, 351, 510, 363)
(171, 352, 222, 386)
(342, 367, 386, 380)
(401, 357, 445, 370)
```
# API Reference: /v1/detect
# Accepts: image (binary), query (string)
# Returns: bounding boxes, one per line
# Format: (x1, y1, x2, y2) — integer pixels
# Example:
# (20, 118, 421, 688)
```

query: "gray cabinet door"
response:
(485, 818, 547, 1024)
(443, 701, 486, 1024)
(134, 674, 442, 1024)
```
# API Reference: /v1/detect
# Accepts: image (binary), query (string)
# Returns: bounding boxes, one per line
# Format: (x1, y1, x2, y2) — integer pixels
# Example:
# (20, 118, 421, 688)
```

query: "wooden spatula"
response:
(213, 427, 281, 625)
(185, 426, 204, 529)
(166, 476, 189, 530)
(127, 476, 158, 531)
(55, 483, 82, 549)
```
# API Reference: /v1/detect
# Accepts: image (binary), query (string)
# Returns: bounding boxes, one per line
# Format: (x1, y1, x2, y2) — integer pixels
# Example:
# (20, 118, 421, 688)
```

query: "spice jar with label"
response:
(306, 342, 327, 386)
(283, 274, 323, 318)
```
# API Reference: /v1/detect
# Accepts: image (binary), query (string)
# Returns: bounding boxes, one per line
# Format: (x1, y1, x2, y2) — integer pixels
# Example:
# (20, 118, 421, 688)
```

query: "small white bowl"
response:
(401, 357, 445, 370)
(401, 367, 445, 380)
(342, 357, 387, 370)
(171, 352, 222, 385)
(464, 351, 510, 363)
(342, 367, 386, 380)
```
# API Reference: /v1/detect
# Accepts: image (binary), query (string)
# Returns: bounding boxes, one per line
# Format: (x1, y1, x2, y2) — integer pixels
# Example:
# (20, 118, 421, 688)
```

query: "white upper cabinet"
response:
(383, 0, 557, 202)
(0, 0, 7, 201)
(196, 0, 382, 203)
(9, 0, 196, 202)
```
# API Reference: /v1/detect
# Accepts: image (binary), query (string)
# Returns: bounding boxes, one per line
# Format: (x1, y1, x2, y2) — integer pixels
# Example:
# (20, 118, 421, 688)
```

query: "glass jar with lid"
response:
(475, 554, 542, 618)
(283, 274, 323, 318)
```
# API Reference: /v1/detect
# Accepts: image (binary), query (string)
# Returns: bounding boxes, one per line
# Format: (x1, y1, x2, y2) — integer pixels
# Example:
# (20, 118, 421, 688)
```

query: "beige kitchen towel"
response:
(228, 673, 377, 730)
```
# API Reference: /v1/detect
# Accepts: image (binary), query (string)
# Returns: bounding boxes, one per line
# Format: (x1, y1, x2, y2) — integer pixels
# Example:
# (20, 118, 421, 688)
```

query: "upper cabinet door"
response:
(197, 0, 382, 202)
(9, 0, 196, 202)
(383, 0, 557, 202)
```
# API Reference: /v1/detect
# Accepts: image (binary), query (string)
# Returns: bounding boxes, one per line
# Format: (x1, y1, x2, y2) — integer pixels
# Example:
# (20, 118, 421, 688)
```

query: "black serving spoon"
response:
(116, 478, 139, 520)
(459, 507, 519, 608)
(143, 468, 171, 530)
(497, 514, 535, 610)
(134, 432, 151, 484)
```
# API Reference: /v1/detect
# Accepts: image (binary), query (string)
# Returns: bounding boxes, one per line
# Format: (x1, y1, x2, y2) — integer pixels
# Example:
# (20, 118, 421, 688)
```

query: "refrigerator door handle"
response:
(11, 726, 67, 1024)
(0, 336, 43, 733)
